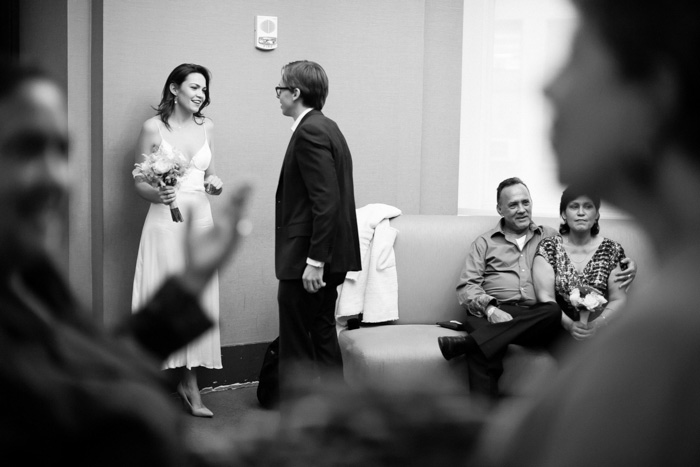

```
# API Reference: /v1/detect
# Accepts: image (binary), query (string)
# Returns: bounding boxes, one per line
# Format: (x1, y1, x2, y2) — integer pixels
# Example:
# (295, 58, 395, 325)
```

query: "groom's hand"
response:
(303, 265, 326, 293)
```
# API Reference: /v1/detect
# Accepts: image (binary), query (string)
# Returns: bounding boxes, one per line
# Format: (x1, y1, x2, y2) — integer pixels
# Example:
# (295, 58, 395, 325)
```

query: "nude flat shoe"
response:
(177, 383, 214, 418)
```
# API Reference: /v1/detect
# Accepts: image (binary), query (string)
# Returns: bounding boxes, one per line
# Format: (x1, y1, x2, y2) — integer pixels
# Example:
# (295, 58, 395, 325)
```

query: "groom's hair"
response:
(281, 60, 329, 111)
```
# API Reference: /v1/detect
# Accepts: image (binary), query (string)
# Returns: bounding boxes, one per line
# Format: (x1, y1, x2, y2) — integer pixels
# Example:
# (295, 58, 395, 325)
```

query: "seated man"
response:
(437, 177, 634, 400)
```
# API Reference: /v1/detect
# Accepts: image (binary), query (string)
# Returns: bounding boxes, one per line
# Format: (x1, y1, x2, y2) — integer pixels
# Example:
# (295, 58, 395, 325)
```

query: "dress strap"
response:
(156, 119, 165, 140)
(156, 120, 174, 151)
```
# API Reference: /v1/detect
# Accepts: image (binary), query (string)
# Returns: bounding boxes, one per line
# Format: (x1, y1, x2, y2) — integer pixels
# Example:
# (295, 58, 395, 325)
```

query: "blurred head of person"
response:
(544, 0, 700, 214)
(0, 61, 70, 274)
(558, 185, 601, 236)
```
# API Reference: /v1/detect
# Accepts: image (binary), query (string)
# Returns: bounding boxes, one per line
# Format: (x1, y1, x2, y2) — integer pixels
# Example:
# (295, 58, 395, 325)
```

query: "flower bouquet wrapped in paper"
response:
(568, 285, 607, 324)
(133, 146, 190, 222)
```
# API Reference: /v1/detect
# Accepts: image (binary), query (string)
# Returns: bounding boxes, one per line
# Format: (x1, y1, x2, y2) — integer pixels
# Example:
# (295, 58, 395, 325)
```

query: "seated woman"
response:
(533, 186, 628, 341)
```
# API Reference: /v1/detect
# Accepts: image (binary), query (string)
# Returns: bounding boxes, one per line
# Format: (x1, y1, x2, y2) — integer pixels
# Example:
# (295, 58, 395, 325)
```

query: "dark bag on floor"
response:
(256, 337, 279, 409)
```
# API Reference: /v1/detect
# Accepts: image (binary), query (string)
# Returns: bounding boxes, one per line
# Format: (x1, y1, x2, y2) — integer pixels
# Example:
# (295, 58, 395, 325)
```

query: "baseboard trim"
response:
(165, 341, 271, 391)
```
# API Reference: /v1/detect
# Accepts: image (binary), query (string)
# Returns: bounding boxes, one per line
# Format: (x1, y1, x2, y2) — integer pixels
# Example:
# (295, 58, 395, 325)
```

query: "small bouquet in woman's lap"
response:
(568, 285, 607, 324)
(133, 146, 190, 222)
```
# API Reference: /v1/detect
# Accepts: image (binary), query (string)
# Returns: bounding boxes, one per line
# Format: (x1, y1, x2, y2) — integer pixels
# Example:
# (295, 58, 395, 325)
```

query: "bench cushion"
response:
(340, 324, 558, 396)
(339, 325, 469, 392)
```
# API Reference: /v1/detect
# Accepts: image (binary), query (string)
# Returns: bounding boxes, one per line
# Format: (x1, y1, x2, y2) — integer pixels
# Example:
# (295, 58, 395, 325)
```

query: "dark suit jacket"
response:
(275, 109, 361, 280)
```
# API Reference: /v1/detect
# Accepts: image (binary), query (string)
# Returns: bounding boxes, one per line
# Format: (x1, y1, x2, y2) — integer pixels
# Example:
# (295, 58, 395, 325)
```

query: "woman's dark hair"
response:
(281, 60, 329, 111)
(558, 185, 601, 235)
(154, 63, 211, 130)
(572, 0, 700, 159)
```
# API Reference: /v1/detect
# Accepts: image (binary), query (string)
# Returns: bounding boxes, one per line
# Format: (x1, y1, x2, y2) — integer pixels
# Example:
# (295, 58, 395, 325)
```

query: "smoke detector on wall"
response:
(255, 16, 278, 50)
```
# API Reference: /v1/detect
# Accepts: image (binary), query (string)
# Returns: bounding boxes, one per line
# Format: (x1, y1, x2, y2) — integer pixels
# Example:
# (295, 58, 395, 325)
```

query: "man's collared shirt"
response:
(290, 107, 313, 133)
(457, 219, 558, 317)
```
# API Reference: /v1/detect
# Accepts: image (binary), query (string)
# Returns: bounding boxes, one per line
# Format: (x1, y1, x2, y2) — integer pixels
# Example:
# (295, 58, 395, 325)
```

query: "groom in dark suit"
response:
(274, 60, 361, 405)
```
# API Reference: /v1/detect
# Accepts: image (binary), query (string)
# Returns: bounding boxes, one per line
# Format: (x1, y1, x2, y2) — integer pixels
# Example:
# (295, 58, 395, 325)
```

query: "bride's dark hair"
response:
(154, 63, 211, 130)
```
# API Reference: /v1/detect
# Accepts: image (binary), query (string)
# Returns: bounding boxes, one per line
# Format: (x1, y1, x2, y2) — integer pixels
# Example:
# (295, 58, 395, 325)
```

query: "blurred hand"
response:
(179, 180, 253, 294)
(488, 308, 513, 323)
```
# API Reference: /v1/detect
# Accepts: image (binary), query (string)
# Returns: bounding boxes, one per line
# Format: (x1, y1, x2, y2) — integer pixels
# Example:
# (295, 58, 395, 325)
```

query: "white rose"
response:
(153, 158, 174, 174)
(582, 294, 598, 310)
(569, 288, 582, 306)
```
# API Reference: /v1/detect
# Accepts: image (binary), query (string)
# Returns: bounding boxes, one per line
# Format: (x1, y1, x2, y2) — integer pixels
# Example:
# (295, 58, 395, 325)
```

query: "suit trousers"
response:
(463, 301, 564, 398)
(277, 272, 347, 405)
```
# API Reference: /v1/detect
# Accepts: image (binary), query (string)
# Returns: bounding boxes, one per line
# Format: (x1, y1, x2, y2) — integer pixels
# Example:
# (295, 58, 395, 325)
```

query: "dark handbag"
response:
(436, 320, 466, 331)
(256, 337, 280, 409)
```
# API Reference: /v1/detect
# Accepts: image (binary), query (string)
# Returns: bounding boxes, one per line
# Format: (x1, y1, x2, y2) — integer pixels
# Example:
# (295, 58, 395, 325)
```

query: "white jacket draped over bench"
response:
(335, 204, 402, 326)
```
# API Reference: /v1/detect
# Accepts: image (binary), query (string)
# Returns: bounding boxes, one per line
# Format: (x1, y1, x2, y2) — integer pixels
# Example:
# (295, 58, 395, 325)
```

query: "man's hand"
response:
(488, 308, 513, 323)
(303, 265, 326, 293)
(614, 258, 637, 291)
(178, 180, 252, 295)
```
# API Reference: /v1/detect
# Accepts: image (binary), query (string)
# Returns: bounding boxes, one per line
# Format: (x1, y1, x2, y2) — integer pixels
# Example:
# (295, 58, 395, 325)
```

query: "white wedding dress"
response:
(131, 123, 221, 370)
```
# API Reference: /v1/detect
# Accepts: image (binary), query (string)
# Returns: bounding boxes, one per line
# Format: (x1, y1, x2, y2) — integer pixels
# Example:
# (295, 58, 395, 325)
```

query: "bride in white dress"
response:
(132, 64, 223, 417)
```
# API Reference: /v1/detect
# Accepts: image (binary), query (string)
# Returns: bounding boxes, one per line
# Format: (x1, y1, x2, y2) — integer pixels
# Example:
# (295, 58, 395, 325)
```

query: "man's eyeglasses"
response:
(275, 86, 293, 98)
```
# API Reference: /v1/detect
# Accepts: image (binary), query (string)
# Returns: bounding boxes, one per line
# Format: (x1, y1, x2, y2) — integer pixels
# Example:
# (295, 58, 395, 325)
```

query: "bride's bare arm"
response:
(134, 118, 171, 205)
(203, 119, 223, 195)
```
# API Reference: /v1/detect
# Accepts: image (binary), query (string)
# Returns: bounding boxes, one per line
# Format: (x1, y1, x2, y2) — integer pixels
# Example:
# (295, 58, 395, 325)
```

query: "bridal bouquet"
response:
(568, 285, 607, 324)
(132, 146, 190, 222)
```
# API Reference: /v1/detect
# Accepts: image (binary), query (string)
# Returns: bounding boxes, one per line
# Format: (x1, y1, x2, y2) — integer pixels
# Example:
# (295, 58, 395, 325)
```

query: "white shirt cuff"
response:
(306, 258, 324, 268)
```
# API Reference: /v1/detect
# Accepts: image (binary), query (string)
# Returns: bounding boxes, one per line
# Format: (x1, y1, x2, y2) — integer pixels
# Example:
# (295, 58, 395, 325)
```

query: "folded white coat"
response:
(335, 203, 402, 327)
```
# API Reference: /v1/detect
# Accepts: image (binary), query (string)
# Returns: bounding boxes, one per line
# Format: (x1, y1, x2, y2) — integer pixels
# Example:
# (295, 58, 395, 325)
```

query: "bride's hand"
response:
(158, 184, 176, 205)
(204, 175, 223, 195)
(178, 180, 253, 294)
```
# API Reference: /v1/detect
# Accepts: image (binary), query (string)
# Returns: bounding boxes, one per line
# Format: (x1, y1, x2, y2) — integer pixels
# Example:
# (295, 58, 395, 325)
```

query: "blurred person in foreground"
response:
(0, 60, 251, 466)
(226, 377, 486, 467)
(478, 0, 700, 465)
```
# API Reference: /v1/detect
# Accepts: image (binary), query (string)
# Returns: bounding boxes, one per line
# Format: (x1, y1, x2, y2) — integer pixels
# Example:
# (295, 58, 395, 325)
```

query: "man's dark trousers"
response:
(278, 271, 347, 404)
(463, 302, 563, 398)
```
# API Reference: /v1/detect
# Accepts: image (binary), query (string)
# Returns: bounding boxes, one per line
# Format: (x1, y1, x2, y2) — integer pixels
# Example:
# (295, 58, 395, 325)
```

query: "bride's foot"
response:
(177, 382, 214, 418)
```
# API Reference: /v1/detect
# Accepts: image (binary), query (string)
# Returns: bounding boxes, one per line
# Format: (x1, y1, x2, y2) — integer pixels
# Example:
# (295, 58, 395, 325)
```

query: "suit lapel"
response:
(277, 109, 325, 198)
